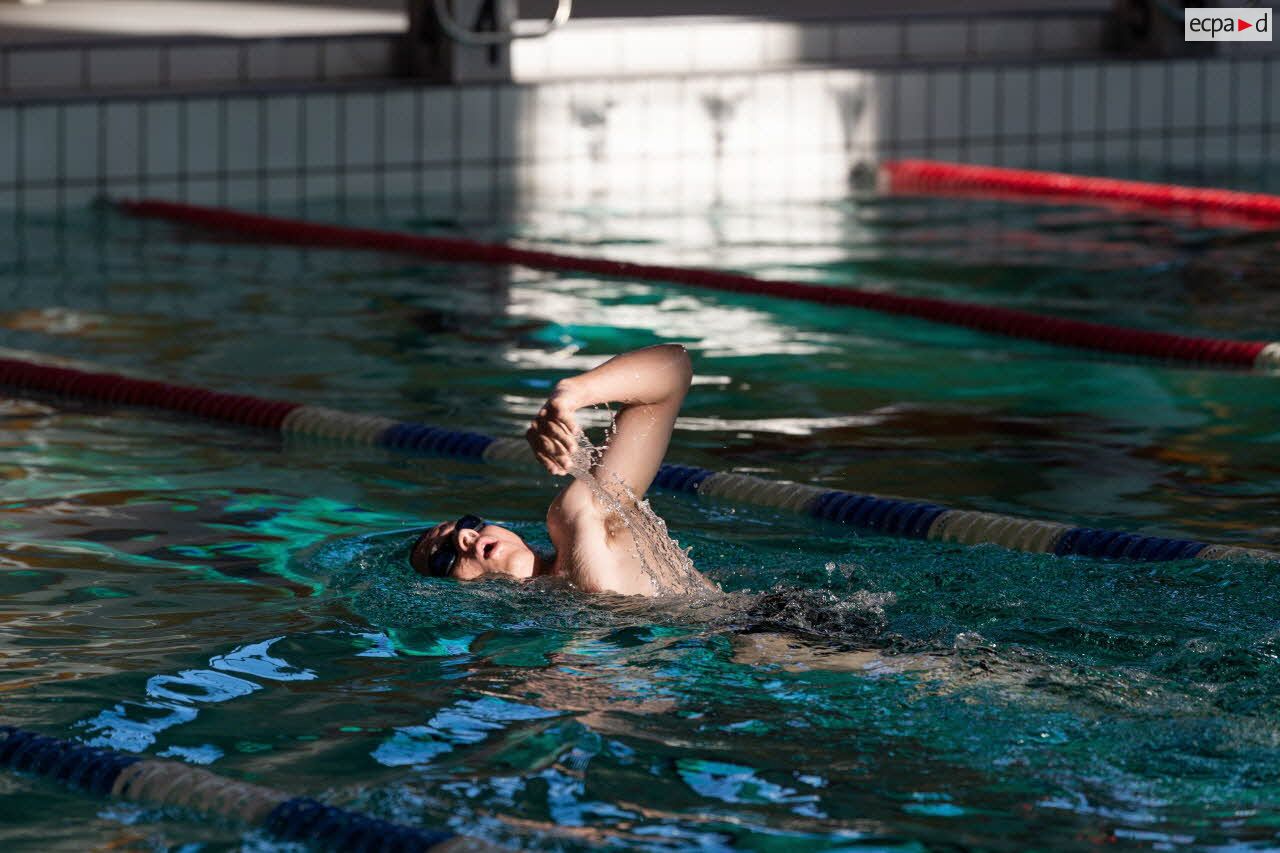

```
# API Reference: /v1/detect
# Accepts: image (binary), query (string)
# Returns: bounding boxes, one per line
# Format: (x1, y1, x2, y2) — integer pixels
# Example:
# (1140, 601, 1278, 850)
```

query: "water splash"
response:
(739, 587, 896, 644)
(561, 418, 712, 597)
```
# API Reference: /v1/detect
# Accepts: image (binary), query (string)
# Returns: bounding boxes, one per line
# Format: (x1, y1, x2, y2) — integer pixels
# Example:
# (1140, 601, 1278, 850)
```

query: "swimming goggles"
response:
(414, 514, 486, 577)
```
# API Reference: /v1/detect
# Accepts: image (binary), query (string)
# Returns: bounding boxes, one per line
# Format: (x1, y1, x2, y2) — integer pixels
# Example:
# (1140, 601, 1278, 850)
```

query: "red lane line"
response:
(116, 198, 1271, 368)
(882, 159, 1280, 228)
(0, 356, 304, 426)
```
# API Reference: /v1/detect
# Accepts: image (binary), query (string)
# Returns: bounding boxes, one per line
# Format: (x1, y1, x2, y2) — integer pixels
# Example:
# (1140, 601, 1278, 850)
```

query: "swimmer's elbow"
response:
(666, 343, 691, 368)
(675, 344, 692, 378)
(662, 344, 693, 394)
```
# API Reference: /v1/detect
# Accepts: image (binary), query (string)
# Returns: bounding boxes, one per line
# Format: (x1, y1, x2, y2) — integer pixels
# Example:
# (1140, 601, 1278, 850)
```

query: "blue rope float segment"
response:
(378, 422, 496, 459)
(810, 491, 949, 539)
(1054, 528, 1208, 561)
(0, 726, 467, 851)
(653, 464, 715, 493)
(0, 726, 139, 796)
(265, 798, 454, 853)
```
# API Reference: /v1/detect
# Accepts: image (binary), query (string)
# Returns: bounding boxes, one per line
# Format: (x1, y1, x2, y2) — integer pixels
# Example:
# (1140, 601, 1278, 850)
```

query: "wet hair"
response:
(409, 515, 485, 578)
(408, 529, 442, 577)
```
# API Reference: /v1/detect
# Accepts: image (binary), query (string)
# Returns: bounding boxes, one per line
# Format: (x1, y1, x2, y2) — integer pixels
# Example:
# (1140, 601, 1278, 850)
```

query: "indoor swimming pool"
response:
(1, 182, 1279, 850)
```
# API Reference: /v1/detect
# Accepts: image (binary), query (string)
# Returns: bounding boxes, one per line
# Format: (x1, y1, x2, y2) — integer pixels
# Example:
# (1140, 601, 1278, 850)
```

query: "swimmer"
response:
(409, 344, 715, 597)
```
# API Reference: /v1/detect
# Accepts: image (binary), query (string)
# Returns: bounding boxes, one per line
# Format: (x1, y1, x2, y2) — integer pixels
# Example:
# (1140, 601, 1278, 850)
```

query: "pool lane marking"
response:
(281, 404, 398, 444)
(880, 159, 1280, 229)
(113, 198, 1280, 372)
(1, 348, 1274, 564)
(0, 726, 478, 852)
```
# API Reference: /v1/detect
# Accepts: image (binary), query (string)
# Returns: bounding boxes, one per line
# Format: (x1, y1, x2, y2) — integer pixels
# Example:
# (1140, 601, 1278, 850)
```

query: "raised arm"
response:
(527, 344, 692, 500)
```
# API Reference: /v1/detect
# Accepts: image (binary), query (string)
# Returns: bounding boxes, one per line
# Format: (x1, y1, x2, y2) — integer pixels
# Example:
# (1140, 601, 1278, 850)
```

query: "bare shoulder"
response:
(547, 479, 600, 532)
(546, 481, 646, 595)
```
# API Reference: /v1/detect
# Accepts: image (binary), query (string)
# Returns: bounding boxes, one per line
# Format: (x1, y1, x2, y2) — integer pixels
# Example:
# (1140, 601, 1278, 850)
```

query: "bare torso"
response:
(546, 483, 714, 597)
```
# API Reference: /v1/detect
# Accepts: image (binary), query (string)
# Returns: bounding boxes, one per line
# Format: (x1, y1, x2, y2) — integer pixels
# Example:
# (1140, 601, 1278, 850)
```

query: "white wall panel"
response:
(0, 54, 1275, 212)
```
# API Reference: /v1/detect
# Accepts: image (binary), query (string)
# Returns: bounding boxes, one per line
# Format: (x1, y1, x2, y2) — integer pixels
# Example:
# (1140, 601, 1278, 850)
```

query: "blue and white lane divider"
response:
(0, 348, 1273, 564)
(647, 463, 1266, 562)
(293, 413, 1275, 564)
(0, 727, 478, 852)
(274, 409, 1272, 563)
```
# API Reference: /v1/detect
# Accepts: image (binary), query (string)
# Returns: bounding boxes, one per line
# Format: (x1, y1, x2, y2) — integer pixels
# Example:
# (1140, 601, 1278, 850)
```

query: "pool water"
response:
(1, 186, 1279, 851)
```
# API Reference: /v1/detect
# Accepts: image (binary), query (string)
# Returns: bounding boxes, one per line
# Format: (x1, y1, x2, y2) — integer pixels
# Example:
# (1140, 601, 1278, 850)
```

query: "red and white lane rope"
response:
(115, 199, 1280, 372)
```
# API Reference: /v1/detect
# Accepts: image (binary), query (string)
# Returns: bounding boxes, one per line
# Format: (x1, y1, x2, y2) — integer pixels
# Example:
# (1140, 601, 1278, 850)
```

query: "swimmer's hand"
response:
(527, 382, 582, 476)
(529, 344, 690, 490)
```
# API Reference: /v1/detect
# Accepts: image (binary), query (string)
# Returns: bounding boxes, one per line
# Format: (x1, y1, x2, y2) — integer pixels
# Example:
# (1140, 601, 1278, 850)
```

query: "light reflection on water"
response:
(0, 191, 1278, 849)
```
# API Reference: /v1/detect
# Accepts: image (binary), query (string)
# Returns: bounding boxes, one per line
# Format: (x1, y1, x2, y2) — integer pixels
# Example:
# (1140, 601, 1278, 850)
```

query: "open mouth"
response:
(482, 541, 496, 560)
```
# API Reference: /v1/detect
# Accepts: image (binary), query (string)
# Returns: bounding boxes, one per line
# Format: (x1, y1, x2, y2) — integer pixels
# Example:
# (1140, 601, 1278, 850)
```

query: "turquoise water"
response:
(0, 190, 1278, 850)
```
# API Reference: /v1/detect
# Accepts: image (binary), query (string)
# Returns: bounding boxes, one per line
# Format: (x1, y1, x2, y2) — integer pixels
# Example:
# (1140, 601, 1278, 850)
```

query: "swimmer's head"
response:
(409, 515, 541, 581)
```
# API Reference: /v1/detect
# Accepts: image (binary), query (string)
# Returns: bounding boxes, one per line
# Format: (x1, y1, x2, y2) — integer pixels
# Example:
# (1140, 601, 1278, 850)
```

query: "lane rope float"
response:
(881, 159, 1280, 228)
(113, 198, 1280, 372)
(0, 347, 1274, 564)
(0, 726, 484, 852)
